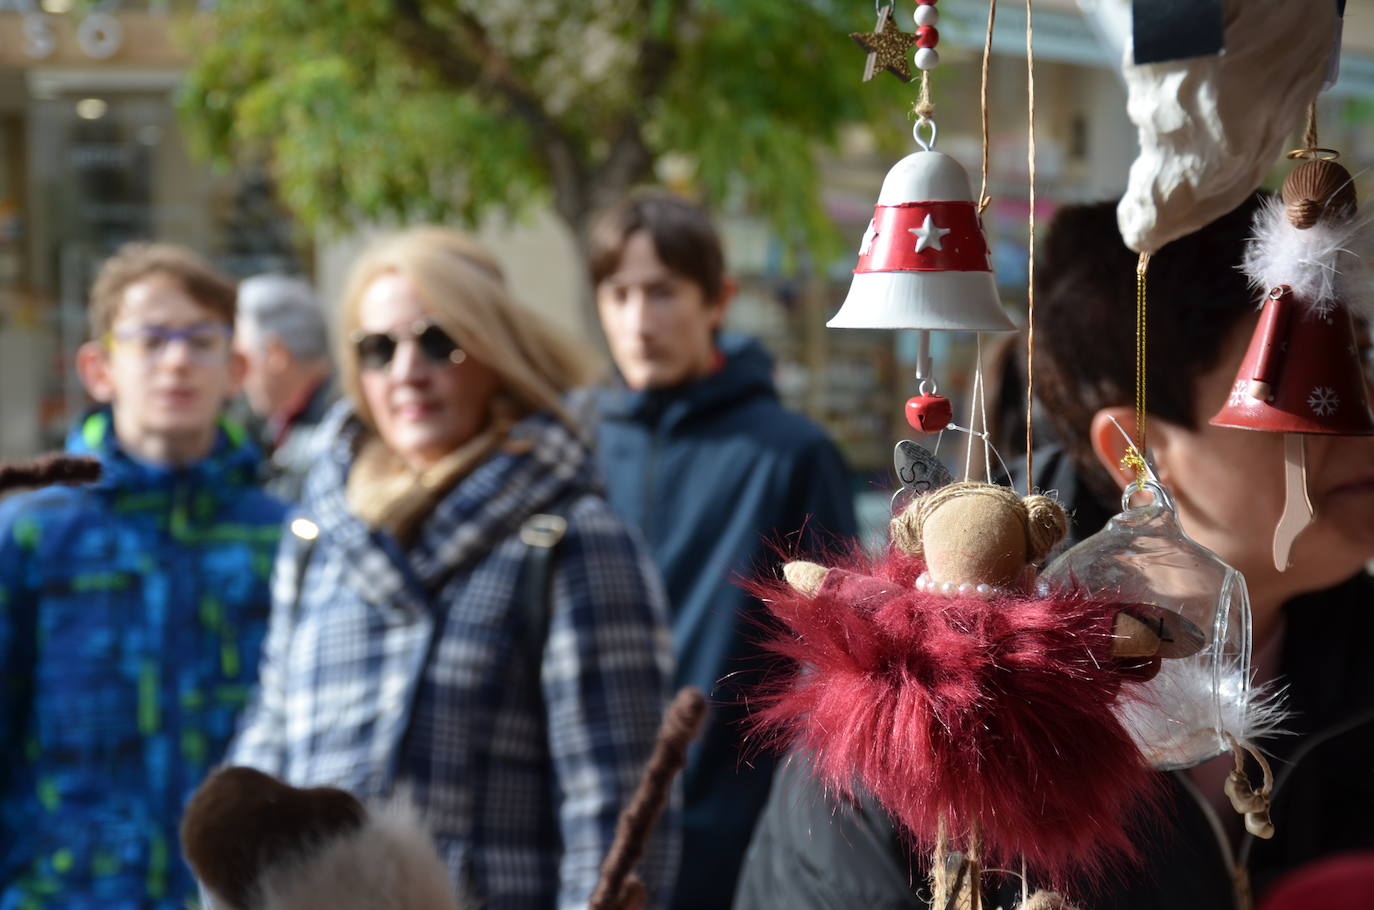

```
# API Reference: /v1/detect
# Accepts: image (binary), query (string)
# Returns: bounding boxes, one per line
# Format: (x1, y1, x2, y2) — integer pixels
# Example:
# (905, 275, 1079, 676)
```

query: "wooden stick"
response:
(0, 455, 101, 495)
(588, 687, 707, 910)
(1272, 434, 1313, 571)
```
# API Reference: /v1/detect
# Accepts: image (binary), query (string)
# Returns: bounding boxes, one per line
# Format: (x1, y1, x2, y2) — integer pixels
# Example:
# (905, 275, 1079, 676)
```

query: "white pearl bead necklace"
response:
(914, 572, 1049, 599)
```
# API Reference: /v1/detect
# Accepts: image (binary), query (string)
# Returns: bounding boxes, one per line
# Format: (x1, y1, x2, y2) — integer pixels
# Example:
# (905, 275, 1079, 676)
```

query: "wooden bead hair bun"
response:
(1282, 158, 1356, 229)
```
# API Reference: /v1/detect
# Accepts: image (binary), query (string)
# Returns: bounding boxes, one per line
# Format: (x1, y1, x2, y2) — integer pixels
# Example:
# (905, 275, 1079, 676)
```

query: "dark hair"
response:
(89, 242, 237, 339)
(588, 191, 725, 302)
(1034, 193, 1267, 504)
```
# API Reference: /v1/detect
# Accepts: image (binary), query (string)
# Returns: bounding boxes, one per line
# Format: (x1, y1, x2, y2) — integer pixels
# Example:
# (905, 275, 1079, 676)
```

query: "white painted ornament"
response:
(915, 47, 940, 70)
(829, 149, 1014, 332)
(914, 5, 939, 27)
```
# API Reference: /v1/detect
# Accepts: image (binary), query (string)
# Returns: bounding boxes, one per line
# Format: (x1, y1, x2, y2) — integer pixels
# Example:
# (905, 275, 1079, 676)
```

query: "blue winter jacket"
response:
(595, 333, 858, 910)
(0, 410, 287, 910)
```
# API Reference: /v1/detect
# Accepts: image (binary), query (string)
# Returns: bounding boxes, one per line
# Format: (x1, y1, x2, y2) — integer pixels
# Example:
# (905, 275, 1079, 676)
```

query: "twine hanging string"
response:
(1303, 100, 1319, 152)
(932, 815, 951, 908)
(968, 821, 983, 910)
(916, 70, 935, 122)
(1121, 252, 1152, 483)
(1023, 0, 1037, 493)
(977, 0, 998, 213)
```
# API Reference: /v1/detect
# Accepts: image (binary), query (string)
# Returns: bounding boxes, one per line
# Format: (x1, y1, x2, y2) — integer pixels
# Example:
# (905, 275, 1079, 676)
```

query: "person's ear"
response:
(706, 277, 737, 332)
(1089, 407, 1142, 493)
(76, 341, 115, 403)
(1090, 407, 1179, 492)
(226, 349, 248, 400)
(265, 337, 291, 374)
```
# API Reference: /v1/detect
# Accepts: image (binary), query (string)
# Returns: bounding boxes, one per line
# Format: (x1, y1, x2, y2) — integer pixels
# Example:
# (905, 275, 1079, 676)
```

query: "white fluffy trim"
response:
(1241, 194, 1374, 322)
(1118, 655, 1292, 771)
(201, 800, 471, 910)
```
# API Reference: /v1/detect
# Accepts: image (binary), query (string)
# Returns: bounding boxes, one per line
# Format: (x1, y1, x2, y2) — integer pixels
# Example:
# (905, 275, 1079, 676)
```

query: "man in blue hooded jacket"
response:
(0, 244, 286, 908)
(590, 192, 858, 909)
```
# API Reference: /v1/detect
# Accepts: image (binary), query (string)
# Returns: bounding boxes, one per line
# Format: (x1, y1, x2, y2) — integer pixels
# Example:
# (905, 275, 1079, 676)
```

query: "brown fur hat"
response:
(181, 767, 465, 910)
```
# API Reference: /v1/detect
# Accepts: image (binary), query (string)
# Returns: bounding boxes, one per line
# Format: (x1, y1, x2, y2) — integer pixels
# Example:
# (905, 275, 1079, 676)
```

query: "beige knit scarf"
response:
(346, 400, 528, 546)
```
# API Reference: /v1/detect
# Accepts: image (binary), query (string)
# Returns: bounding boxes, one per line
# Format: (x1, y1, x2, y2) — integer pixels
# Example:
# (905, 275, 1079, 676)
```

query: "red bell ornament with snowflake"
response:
(1212, 157, 1374, 436)
(1210, 285, 1374, 435)
(1209, 157, 1374, 570)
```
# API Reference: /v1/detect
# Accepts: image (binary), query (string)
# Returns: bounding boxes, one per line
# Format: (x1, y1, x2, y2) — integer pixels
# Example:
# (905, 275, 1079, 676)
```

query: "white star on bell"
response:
(909, 214, 951, 253)
(859, 219, 879, 255)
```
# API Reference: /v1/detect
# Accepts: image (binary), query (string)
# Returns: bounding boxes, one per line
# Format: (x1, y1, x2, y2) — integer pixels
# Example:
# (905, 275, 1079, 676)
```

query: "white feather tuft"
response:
(1118, 655, 1292, 771)
(1241, 195, 1374, 323)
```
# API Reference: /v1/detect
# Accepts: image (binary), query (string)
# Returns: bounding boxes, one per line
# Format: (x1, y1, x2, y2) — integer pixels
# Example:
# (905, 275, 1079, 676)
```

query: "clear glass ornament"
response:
(1041, 480, 1253, 770)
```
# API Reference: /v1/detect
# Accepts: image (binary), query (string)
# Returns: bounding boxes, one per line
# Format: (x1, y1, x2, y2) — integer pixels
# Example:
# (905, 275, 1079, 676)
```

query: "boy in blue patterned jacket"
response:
(0, 244, 287, 909)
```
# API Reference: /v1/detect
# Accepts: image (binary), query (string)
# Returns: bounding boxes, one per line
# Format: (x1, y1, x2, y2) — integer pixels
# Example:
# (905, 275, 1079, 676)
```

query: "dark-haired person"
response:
(0, 244, 286, 907)
(734, 194, 1374, 910)
(589, 191, 858, 910)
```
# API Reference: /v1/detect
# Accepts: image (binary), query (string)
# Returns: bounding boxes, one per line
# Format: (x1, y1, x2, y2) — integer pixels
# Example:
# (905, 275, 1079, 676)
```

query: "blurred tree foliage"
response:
(178, 0, 911, 256)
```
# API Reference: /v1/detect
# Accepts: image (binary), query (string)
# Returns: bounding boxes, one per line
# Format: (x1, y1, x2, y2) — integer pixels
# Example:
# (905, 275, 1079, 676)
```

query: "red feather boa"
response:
(749, 549, 1162, 888)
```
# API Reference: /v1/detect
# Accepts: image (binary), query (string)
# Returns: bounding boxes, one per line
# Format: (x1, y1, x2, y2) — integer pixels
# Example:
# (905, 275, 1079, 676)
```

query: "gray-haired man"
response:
(235, 274, 336, 500)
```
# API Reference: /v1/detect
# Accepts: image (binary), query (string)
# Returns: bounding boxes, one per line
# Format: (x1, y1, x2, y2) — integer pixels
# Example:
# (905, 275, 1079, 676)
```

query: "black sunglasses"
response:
(351, 321, 465, 371)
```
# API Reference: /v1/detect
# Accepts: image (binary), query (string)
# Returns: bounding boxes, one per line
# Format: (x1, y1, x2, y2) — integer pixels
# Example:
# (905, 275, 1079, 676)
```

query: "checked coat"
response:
(229, 406, 677, 910)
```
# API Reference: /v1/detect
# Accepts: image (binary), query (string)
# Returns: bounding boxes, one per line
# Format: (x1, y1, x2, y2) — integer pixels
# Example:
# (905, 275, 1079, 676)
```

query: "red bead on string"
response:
(916, 25, 939, 48)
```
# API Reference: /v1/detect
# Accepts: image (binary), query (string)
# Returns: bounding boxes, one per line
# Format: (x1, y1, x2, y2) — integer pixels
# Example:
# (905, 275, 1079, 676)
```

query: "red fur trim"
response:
(748, 549, 1161, 889)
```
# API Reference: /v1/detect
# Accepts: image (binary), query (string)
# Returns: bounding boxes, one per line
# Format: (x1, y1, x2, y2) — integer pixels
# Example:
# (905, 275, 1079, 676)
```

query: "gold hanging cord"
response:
(1287, 100, 1338, 161)
(1119, 251, 1151, 484)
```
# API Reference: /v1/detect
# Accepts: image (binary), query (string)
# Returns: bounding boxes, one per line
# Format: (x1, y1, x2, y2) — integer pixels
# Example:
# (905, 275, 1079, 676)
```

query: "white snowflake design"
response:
(1228, 380, 1248, 408)
(1307, 386, 1340, 417)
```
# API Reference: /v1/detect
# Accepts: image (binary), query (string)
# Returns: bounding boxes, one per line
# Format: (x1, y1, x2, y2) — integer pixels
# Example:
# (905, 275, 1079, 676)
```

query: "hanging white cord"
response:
(963, 355, 980, 482)
(961, 335, 996, 483)
(976, 335, 993, 483)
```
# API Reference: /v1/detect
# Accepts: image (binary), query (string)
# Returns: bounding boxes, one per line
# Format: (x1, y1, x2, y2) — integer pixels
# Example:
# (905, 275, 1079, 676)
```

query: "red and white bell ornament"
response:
(828, 150, 1016, 332)
(1210, 284, 1374, 437)
(1209, 158, 1374, 570)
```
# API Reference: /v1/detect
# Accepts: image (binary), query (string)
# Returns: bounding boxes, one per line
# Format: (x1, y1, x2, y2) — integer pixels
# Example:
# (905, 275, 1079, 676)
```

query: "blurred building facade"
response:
(3, 0, 1374, 478)
(0, 1, 298, 458)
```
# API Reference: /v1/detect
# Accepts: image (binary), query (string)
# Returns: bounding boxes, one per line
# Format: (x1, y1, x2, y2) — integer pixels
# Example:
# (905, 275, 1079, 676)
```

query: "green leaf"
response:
(179, 0, 913, 266)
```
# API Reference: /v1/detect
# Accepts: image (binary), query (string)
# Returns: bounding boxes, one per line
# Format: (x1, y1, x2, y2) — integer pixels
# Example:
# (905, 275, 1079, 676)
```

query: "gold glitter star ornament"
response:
(851, 5, 917, 83)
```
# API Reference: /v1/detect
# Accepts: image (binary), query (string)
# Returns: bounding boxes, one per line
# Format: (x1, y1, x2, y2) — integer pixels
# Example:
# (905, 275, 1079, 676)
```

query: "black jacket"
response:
(734, 448, 1374, 910)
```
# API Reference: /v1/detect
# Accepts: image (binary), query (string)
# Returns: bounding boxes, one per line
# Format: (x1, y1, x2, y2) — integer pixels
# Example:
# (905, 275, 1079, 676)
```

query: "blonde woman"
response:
(229, 228, 677, 909)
